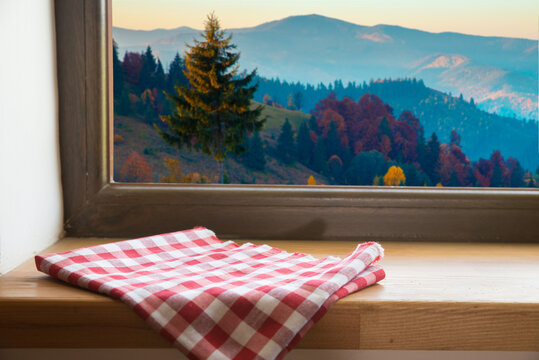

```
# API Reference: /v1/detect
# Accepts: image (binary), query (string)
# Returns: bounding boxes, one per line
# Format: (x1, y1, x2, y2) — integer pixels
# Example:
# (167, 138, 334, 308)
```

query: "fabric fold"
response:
(36, 227, 385, 360)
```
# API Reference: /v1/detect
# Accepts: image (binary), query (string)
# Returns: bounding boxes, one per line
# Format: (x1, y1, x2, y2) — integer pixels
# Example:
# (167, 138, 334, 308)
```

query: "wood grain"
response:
(1, 238, 538, 350)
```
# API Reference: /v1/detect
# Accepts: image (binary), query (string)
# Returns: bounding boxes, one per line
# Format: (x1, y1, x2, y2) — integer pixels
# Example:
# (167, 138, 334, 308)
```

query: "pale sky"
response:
(113, 0, 538, 40)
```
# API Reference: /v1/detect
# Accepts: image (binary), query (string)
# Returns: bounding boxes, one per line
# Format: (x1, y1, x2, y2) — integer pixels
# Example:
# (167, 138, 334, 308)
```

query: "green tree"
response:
(157, 14, 264, 183)
(155, 59, 166, 91)
(508, 158, 525, 188)
(448, 171, 461, 187)
(401, 163, 424, 186)
(293, 91, 303, 110)
(344, 150, 387, 185)
(116, 89, 131, 116)
(296, 121, 314, 166)
(139, 46, 156, 92)
(277, 118, 295, 164)
(325, 120, 342, 159)
(312, 137, 328, 174)
(308, 115, 319, 134)
(244, 131, 265, 171)
(112, 40, 124, 102)
(166, 52, 187, 93)
(425, 132, 441, 185)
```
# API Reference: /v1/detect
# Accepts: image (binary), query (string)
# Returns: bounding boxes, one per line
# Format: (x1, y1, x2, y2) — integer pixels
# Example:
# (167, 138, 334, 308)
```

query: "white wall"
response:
(0, 0, 63, 275)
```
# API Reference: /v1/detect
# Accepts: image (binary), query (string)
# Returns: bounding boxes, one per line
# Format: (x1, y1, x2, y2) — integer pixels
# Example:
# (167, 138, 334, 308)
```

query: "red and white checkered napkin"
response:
(35, 227, 385, 360)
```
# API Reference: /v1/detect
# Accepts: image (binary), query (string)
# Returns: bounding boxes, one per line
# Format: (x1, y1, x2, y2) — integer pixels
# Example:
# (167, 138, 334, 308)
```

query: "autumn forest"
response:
(112, 18, 538, 188)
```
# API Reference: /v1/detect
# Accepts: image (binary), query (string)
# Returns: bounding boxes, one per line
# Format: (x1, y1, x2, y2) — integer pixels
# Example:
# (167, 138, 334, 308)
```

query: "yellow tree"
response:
(307, 175, 317, 185)
(383, 166, 406, 186)
(160, 157, 183, 183)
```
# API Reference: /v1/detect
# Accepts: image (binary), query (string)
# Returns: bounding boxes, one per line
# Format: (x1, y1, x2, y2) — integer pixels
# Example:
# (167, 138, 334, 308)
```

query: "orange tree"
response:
(383, 165, 406, 186)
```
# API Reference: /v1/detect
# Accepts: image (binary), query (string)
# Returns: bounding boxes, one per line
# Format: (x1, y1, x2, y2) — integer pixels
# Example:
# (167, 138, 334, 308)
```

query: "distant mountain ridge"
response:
(113, 14, 538, 120)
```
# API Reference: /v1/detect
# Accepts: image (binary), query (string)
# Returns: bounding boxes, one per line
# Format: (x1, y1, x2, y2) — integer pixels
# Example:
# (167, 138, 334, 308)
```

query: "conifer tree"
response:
(308, 115, 319, 134)
(244, 131, 265, 171)
(155, 59, 166, 91)
(277, 118, 295, 164)
(139, 46, 157, 92)
(448, 171, 461, 187)
(312, 137, 328, 174)
(166, 52, 187, 93)
(325, 120, 342, 159)
(293, 91, 303, 110)
(296, 121, 314, 166)
(425, 132, 441, 185)
(508, 158, 524, 188)
(157, 14, 264, 183)
(112, 40, 124, 101)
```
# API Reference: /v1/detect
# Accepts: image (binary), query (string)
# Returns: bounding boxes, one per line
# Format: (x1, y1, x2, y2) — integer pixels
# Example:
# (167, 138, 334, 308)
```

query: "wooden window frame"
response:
(55, 0, 539, 242)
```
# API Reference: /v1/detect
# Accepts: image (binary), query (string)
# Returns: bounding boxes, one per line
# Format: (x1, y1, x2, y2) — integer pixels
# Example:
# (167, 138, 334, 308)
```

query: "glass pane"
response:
(111, 0, 538, 187)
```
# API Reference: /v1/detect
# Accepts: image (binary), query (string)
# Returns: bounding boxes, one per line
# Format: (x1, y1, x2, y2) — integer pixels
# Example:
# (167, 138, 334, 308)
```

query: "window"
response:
(110, 1, 538, 189)
(55, 0, 539, 241)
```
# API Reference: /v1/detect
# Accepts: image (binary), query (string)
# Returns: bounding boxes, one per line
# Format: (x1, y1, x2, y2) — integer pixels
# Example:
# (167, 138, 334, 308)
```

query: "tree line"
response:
(112, 31, 537, 187)
(247, 93, 535, 187)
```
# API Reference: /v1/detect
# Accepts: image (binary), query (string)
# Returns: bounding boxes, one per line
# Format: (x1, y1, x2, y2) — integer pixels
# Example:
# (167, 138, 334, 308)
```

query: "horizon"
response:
(113, 13, 537, 41)
(112, 0, 539, 40)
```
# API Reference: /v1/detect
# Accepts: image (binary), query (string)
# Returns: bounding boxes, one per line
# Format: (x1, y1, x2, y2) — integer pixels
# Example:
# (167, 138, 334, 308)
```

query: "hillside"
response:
(113, 14, 538, 120)
(254, 78, 539, 171)
(114, 102, 324, 185)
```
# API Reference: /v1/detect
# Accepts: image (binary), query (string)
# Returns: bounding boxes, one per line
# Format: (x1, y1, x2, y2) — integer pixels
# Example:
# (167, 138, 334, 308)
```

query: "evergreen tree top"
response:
(157, 13, 264, 177)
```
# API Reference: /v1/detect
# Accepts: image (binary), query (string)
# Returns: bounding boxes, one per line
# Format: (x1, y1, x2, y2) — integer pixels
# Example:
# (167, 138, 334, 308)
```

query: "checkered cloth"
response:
(35, 227, 385, 360)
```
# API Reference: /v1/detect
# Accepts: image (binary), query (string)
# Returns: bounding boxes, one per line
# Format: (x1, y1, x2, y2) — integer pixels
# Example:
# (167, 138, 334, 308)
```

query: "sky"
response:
(112, 0, 538, 40)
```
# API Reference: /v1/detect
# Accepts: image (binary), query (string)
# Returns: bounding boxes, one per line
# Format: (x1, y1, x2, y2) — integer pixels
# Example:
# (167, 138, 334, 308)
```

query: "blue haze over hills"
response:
(113, 14, 538, 121)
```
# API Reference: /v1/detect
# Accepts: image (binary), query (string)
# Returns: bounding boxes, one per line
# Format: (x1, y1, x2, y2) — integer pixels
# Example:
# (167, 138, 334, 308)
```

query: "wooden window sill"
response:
(1, 238, 538, 351)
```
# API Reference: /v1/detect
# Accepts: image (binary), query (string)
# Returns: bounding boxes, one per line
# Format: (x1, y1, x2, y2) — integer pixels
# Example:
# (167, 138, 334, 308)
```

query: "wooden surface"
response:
(1, 238, 538, 350)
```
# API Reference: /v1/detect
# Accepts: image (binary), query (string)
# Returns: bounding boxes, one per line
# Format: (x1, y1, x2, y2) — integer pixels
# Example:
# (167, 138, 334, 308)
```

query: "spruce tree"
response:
(293, 91, 303, 110)
(277, 118, 295, 164)
(155, 59, 166, 91)
(296, 121, 313, 166)
(308, 115, 318, 134)
(139, 46, 157, 92)
(244, 131, 265, 171)
(166, 52, 187, 93)
(425, 132, 441, 185)
(325, 120, 342, 158)
(157, 14, 264, 183)
(312, 137, 328, 174)
(112, 40, 124, 102)
(509, 161, 525, 187)
(448, 171, 461, 187)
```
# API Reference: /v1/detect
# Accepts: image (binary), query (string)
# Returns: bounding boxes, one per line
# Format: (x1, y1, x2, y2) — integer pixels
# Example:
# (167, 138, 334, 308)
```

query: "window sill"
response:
(1, 238, 538, 350)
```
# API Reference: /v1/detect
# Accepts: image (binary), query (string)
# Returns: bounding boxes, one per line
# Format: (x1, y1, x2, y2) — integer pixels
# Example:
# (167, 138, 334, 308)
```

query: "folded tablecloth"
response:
(35, 227, 385, 360)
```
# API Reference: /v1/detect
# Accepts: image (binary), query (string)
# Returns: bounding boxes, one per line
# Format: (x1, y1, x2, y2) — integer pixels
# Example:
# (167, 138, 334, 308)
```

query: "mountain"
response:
(112, 14, 538, 120)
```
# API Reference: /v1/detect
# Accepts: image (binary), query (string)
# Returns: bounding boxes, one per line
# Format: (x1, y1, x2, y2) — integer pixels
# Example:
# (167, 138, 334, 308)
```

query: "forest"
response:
(112, 42, 538, 188)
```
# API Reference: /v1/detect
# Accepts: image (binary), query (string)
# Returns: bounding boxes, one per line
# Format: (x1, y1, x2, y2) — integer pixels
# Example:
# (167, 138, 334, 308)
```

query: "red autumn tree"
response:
(473, 158, 494, 187)
(439, 130, 472, 186)
(122, 52, 143, 87)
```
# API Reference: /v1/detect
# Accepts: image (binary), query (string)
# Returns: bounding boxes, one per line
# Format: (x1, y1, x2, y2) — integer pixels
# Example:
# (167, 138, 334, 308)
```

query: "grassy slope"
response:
(255, 103, 311, 130)
(114, 101, 326, 185)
